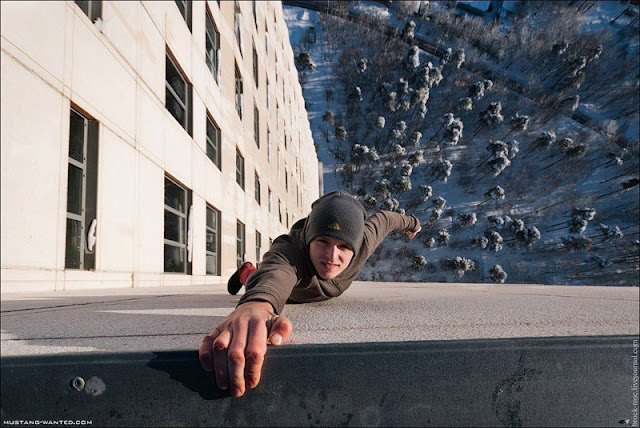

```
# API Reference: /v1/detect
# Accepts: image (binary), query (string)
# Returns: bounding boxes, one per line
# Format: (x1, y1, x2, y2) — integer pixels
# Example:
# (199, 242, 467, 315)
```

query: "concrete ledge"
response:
(1, 335, 637, 426)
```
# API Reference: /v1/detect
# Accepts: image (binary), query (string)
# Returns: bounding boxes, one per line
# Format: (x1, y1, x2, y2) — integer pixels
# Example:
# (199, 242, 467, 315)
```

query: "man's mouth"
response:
(322, 262, 339, 270)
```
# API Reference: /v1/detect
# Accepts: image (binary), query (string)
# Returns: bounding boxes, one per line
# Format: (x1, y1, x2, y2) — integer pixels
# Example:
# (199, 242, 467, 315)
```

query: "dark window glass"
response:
(164, 245, 185, 273)
(66, 165, 83, 215)
(166, 58, 186, 102)
(206, 11, 220, 81)
(206, 115, 221, 169)
(254, 105, 260, 147)
(164, 178, 185, 212)
(206, 205, 220, 275)
(164, 211, 184, 243)
(69, 111, 85, 162)
(236, 151, 245, 189)
(65, 218, 82, 269)
(235, 66, 243, 119)
(236, 221, 245, 268)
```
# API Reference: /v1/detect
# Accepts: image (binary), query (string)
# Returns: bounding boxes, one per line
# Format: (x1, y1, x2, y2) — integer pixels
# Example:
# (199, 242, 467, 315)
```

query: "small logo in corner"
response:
(328, 221, 341, 231)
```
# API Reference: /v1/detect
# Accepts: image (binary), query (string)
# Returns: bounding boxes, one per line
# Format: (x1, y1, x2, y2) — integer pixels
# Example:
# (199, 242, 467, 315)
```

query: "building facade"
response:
(0, 1, 319, 292)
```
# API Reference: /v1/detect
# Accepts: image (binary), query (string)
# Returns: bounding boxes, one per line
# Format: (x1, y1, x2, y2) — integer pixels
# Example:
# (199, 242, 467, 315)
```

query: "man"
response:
(199, 191, 421, 398)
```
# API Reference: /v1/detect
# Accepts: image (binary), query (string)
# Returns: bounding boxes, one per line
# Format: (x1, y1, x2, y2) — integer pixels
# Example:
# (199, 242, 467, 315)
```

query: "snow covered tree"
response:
(502, 113, 529, 139)
(376, 116, 386, 129)
(523, 130, 556, 158)
(432, 159, 453, 182)
(381, 197, 400, 211)
(472, 236, 489, 250)
(357, 58, 368, 73)
(489, 265, 508, 283)
(423, 236, 436, 249)
(488, 152, 511, 177)
(364, 195, 377, 209)
(562, 235, 593, 251)
(409, 150, 424, 167)
(485, 230, 503, 252)
(322, 110, 334, 123)
(453, 48, 465, 69)
(375, 178, 391, 196)
(406, 46, 420, 70)
(412, 255, 428, 271)
(394, 175, 412, 193)
(442, 118, 464, 146)
(484, 186, 506, 201)
(437, 229, 451, 246)
(419, 184, 433, 201)
(403, 20, 416, 42)
(458, 212, 477, 228)
(432, 196, 447, 211)
(442, 256, 477, 278)
(558, 95, 580, 113)
(457, 97, 473, 112)
(598, 223, 624, 241)
(480, 101, 504, 128)
(511, 218, 525, 234)
(469, 81, 485, 100)
(517, 226, 541, 247)
(411, 131, 422, 148)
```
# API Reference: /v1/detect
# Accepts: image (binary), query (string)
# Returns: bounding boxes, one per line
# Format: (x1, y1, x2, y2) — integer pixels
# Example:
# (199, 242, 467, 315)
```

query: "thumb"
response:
(268, 316, 293, 346)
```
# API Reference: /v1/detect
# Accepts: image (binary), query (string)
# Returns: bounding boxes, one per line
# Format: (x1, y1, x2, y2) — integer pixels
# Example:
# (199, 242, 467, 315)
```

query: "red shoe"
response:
(227, 262, 256, 295)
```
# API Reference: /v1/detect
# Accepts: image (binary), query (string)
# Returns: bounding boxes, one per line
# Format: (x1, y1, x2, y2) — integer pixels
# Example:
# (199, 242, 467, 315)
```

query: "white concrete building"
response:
(0, 1, 320, 292)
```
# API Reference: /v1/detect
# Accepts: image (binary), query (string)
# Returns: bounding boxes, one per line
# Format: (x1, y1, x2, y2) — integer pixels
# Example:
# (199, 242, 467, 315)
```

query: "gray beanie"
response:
(304, 191, 367, 257)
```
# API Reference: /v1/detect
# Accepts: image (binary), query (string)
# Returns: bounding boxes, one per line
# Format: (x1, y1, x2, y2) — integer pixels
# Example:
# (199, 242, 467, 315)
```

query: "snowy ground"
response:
(284, 1, 639, 286)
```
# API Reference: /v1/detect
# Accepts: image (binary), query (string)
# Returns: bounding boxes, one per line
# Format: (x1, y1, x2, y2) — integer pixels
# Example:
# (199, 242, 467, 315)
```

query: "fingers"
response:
(199, 328, 220, 372)
(244, 318, 268, 389)
(227, 318, 249, 398)
(268, 316, 293, 346)
(213, 330, 232, 391)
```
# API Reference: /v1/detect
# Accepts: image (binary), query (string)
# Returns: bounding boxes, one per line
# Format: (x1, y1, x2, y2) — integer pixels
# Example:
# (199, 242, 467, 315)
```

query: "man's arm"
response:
(199, 301, 292, 398)
(199, 238, 303, 398)
(362, 211, 422, 258)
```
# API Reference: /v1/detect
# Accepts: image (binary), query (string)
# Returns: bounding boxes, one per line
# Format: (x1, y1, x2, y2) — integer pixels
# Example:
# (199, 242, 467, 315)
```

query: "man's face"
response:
(309, 236, 354, 280)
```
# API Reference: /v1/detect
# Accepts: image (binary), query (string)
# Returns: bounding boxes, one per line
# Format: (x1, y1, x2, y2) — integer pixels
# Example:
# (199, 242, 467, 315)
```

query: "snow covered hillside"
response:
(283, 1, 639, 286)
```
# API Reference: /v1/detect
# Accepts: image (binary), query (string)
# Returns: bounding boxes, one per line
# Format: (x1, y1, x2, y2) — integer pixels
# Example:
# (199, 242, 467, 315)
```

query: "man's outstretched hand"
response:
(404, 224, 422, 240)
(199, 301, 293, 398)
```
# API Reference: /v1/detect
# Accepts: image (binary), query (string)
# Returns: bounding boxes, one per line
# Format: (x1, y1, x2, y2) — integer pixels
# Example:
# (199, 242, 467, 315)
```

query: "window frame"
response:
(174, 0, 192, 32)
(255, 230, 262, 264)
(236, 220, 246, 268)
(235, 64, 243, 120)
(205, 204, 221, 275)
(163, 175, 192, 274)
(65, 107, 98, 271)
(205, 8, 220, 84)
(74, 1, 102, 23)
(254, 104, 260, 148)
(254, 172, 261, 204)
(236, 149, 245, 190)
(165, 49, 192, 136)
(234, 0, 242, 54)
(206, 113, 221, 170)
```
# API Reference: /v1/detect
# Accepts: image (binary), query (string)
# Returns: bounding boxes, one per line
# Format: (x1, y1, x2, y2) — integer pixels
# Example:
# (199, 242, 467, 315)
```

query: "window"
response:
(277, 147, 281, 178)
(234, 1, 242, 53)
(206, 205, 221, 275)
(266, 78, 270, 111)
(278, 199, 282, 223)
(236, 149, 245, 189)
(254, 104, 260, 148)
(174, 0, 192, 31)
(65, 108, 98, 270)
(235, 64, 243, 119)
(268, 188, 272, 213)
(205, 9, 220, 83)
(254, 172, 261, 204)
(256, 231, 262, 264)
(285, 168, 288, 191)
(236, 221, 246, 268)
(75, 1, 102, 23)
(267, 129, 271, 163)
(253, 44, 259, 87)
(164, 176, 192, 274)
(252, 0, 257, 27)
(166, 50, 192, 135)
(206, 113, 221, 170)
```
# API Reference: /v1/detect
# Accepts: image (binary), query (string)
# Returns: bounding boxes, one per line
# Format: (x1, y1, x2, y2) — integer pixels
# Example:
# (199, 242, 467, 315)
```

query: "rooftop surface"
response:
(1, 281, 638, 356)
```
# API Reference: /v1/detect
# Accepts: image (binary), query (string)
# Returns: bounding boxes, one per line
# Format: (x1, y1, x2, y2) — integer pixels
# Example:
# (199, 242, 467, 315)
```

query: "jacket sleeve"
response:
(361, 210, 420, 259)
(236, 236, 304, 315)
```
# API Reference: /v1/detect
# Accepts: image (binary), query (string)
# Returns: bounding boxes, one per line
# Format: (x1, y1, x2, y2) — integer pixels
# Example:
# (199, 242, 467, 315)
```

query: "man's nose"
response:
(326, 245, 339, 260)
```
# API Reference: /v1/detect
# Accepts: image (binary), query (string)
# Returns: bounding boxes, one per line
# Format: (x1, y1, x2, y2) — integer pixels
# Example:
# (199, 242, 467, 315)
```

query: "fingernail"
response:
(271, 333, 283, 345)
